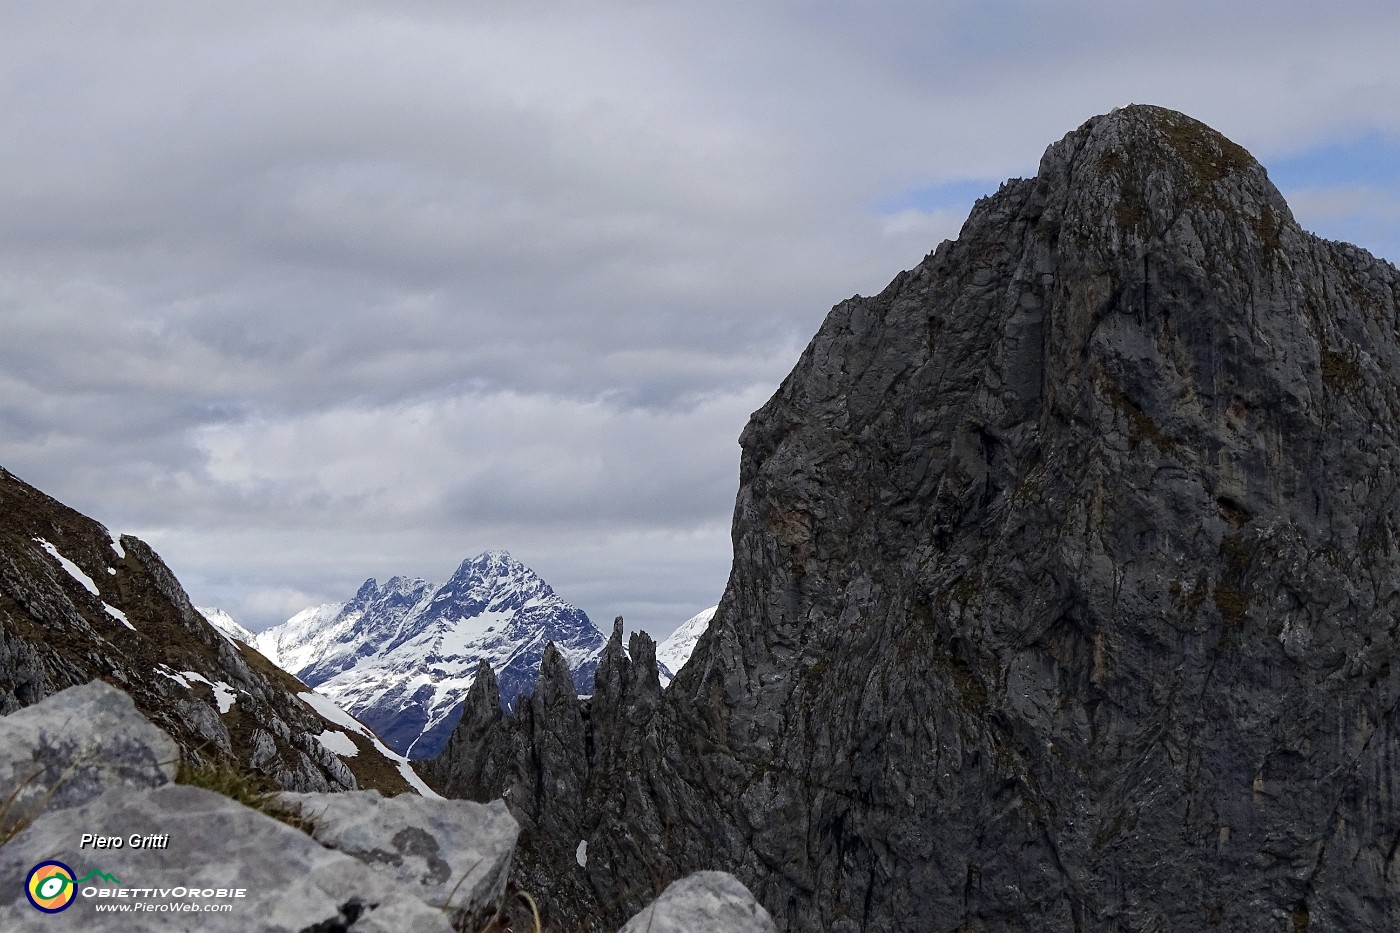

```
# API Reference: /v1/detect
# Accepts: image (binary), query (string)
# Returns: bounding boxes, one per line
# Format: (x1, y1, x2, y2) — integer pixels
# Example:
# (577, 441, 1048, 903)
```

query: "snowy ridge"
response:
(251, 574, 434, 683)
(257, 551, 606, 758)
(656, 606, 717, 687)
(197, 606, 255, 645)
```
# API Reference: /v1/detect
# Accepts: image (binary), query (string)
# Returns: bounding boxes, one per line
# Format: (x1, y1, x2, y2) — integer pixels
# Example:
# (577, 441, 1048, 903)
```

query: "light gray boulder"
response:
(277, 789, 519, 921)
(619, 872, 776, 933)
(0, 783, 454, 932)
(0, 680, 177, 830)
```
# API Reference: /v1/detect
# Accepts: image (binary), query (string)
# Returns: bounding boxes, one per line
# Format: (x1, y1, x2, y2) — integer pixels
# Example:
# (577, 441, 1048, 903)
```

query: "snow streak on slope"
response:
(34, 537, 100, 595)
(258, 551, 606, 758)
(656, 606, 717, 687)
(298, 690, 440, 798)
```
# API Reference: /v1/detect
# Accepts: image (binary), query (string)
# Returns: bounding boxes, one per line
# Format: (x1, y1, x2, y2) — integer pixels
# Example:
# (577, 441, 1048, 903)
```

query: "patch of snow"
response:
(575, 840, 588, 868)
(209, 681, 237, 713)
(34, 538, 100, 596)
(391, 750, 441, 798)
(300, 689, 371, 732)
(298, 691, 442, 798)
(103, 602, 136, 631)
(180, 669, 213, 688)
(107, 529, 126, 559)
(107, 567, 116, 575)
(154, 666, 191, 688)
(315, 729, 360, 757)
(160, 668, 237, 712)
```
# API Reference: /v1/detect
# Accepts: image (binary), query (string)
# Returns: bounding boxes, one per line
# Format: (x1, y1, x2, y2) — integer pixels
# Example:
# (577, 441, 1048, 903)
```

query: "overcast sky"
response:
(3, 1, 1398, 638)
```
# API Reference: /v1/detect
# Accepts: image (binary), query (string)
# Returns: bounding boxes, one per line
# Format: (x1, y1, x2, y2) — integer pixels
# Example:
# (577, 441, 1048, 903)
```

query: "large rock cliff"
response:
(429, 105, 1400, 931)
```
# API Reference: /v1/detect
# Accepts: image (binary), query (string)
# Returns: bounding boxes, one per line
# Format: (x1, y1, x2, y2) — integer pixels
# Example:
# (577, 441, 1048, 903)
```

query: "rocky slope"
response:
(255, 551, 606, 758)
(427, 105, 1400, 931)
(0, 466, 428, 795)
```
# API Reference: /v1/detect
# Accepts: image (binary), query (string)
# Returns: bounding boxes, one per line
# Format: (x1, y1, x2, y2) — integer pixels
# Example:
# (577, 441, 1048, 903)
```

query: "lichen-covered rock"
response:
(429, 106, 1400, 932)
(0, 680, 177, 827)
(277, 789, 518, 921)
(619, 872, 776, 933)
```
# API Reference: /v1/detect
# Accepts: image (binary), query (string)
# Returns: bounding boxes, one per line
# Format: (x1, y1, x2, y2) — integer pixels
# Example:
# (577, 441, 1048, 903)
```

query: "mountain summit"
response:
(427, 106, 1400, 931)
(256, 551, 605, 758)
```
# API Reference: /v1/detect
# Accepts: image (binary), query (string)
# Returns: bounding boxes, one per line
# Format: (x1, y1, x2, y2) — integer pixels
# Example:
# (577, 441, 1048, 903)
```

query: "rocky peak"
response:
(426, 107, 1400, 932)
(1041, 104, 1292, 241)
(251, 548, 605, 759)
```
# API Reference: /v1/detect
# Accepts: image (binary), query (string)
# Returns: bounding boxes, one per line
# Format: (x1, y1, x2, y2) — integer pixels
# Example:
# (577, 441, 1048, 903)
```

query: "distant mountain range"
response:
(655, 606, 716, 686)
(253, 551, 608, 758)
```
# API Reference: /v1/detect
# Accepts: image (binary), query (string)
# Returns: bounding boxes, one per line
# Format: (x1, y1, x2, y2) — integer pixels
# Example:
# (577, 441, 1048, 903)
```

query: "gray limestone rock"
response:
(0, 680, 177, 830)
(276, 789, 519, 921)
(0, 783, 453, 932)
(619, 872, 777, 933)
(428, 106, 1400, 932)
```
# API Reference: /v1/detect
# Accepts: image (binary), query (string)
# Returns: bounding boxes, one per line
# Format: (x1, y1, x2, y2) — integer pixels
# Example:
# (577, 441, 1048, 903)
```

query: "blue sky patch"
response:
(1265, 134, 1400, 191)
(1267, 135, 1400, 262)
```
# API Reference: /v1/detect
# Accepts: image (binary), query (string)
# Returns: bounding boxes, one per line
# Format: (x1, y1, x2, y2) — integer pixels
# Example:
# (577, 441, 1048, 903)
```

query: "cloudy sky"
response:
(3, 2, 1398, 638)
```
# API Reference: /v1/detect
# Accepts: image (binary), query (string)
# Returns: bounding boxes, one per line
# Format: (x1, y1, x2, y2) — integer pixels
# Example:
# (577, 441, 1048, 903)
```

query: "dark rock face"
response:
(422, 622, 670, 920)
(429, 106, 1400, 932)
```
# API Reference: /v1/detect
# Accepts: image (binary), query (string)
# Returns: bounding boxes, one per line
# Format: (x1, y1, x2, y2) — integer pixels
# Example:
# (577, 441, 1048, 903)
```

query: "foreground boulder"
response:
(2, 783, 456, 932)
(277, 789, 518, 925)
(0, 682, 518, 930)
(0, 680, 177, 831)
(619, 872, 777, 933)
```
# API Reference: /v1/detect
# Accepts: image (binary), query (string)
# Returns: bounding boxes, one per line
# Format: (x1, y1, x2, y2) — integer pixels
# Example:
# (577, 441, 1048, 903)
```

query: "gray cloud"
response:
(2, 1, 1397, 635)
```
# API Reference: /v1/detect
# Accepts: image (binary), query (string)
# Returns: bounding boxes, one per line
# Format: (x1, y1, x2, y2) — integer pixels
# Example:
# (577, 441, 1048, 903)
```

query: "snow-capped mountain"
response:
(252, 575, 435, 687)
(255, 551, 606, 759)
(656, 606, 716, 687)
(196, 606, 255, 645)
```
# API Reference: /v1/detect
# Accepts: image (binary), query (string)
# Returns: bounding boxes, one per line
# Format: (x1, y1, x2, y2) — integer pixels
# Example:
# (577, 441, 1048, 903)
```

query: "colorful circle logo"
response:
(26, 861, 77, 913)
